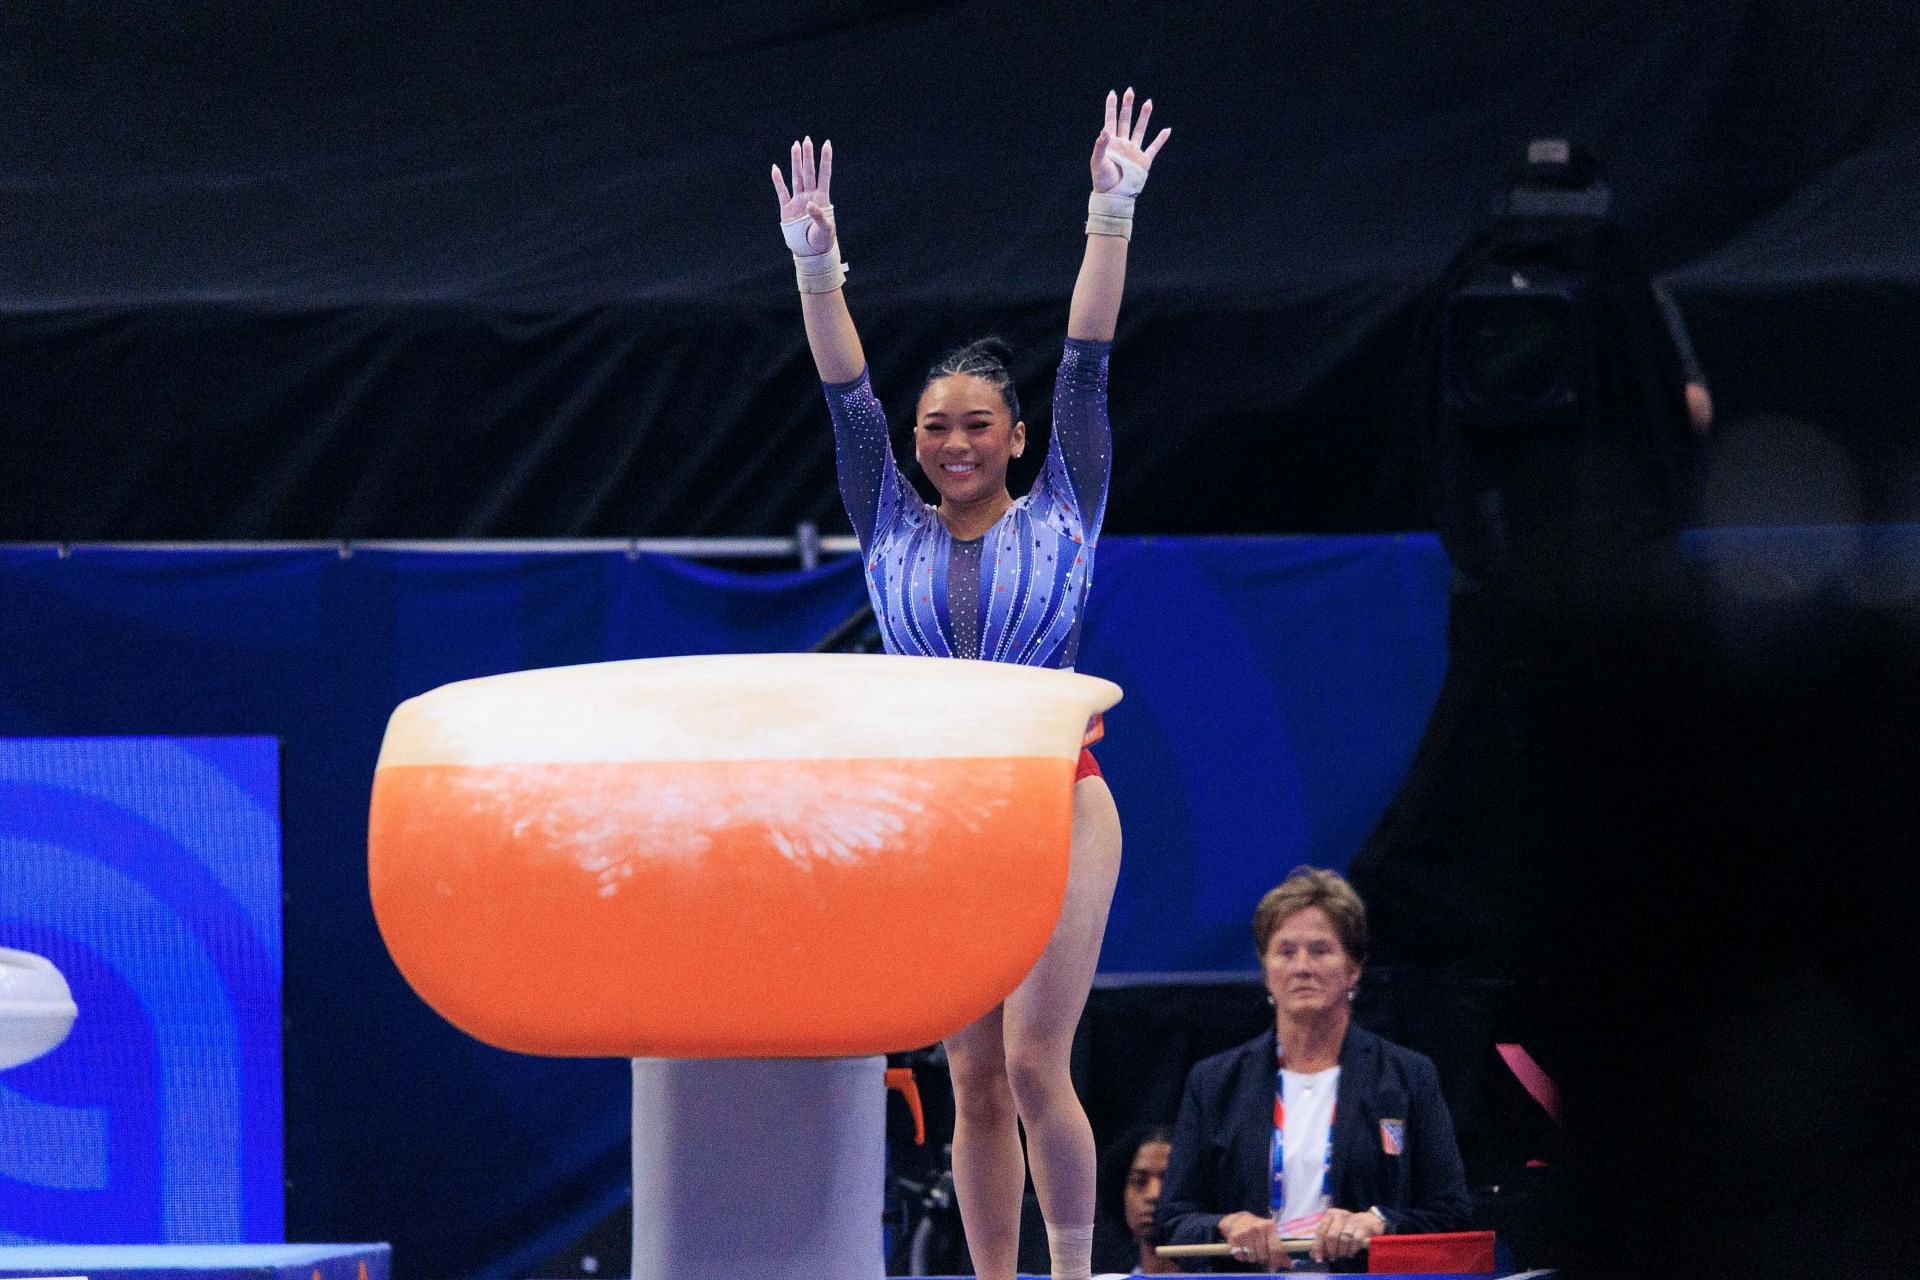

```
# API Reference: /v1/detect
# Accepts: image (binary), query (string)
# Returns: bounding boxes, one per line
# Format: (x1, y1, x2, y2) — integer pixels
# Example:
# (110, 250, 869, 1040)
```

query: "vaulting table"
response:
(369, 653, 1121, 1280)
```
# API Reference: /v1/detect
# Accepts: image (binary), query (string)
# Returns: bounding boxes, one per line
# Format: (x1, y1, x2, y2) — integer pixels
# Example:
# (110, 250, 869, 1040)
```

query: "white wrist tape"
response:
(1087, 148, 1148, 238)
(782, 203, 847, 293)
(793, 243, 847, 293)
(1086, 191, 1135, 239)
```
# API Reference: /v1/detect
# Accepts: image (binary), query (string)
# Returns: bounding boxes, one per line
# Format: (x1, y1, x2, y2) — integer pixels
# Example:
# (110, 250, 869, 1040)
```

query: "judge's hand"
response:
(1090, 87, 1171, 195)
(1310, 1206, 1386, 1263)
(1217, 1212, 1280, 1270)
(770, 135, 834, 255)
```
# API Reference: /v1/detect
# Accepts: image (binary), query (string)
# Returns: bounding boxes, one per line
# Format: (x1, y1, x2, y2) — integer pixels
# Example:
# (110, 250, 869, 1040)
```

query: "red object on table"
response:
(1367, 1230, 1497, 1273)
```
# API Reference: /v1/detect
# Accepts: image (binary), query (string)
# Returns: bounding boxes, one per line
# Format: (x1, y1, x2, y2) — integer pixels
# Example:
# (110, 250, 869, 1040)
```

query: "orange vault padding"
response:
(368, 653, 1123, 1058)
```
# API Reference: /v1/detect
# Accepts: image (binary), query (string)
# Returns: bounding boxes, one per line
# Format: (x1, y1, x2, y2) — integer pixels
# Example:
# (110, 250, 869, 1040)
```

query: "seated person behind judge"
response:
(1155, 867, 1470, 1270)
(1094, 1124, 1182, 1276)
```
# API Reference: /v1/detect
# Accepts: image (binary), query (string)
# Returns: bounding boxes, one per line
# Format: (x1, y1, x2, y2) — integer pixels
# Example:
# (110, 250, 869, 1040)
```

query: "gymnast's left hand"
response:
(1090, 87, 1171, 196)
(770, 135, 835, 256)
(1309, 1206, 1385, 1263)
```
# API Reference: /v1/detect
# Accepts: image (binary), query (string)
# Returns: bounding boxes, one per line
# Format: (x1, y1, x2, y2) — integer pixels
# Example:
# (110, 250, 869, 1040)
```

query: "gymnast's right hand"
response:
(771, 136, 834, 256)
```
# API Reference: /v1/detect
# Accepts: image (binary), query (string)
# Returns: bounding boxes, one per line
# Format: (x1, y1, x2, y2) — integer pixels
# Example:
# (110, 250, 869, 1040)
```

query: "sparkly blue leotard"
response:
(824, 338, 1112, 669)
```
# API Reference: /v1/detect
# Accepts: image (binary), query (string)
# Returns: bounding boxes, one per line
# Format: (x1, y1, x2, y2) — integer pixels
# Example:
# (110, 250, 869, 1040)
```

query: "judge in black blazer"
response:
(1156, 867, 1471, 1270)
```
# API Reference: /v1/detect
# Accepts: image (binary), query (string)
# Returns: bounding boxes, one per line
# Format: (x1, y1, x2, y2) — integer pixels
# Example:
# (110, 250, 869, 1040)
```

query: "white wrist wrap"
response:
(1086, 191, 1135, 239)
(1087, 149, 1148, 239)
(782, 204, 847, 293)
(792, 244, 847, 293)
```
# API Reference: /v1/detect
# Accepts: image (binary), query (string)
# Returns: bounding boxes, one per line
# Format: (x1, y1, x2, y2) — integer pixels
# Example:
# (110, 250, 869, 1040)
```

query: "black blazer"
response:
(1156, 1023, 1471, 1259)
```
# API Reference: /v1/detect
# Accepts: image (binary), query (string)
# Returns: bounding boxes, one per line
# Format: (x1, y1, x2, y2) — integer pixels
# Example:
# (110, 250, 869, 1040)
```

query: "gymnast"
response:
(769, 88, 1169, 1280)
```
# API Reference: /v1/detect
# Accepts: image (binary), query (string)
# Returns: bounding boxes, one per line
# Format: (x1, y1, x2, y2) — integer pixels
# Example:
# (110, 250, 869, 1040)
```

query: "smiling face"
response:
(1261, 905, 1363, 1023)
(914, 373, 1025, 509)
(1123, 1139, 1170, 1241)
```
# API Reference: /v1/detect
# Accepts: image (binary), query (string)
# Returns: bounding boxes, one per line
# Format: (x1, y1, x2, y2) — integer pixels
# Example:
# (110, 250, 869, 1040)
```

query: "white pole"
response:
(629, 1056, 885, 1280)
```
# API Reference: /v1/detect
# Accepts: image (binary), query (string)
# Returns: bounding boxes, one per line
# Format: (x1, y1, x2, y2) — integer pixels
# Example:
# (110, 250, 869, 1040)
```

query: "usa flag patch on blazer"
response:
(1379, 1118, 1405, 1155)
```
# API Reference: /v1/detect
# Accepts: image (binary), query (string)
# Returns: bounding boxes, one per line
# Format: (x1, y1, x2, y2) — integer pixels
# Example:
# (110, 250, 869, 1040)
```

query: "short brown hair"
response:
(1252, 865, 1369, 962)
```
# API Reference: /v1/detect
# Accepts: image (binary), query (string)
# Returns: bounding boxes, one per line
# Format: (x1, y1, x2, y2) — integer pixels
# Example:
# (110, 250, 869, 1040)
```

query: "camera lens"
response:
(1448, 295, 1577, 416)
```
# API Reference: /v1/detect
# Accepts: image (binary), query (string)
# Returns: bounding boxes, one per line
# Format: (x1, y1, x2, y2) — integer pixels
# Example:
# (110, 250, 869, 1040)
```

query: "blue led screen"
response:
(0, 736, 283, 1244)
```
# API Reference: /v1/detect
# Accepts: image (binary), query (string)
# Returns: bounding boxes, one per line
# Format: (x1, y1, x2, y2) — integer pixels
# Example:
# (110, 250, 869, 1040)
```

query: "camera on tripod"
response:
(1442, 140, 1610, 437)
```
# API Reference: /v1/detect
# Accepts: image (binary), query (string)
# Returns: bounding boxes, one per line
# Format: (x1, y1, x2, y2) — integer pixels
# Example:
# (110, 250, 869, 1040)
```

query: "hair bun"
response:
(956, 336, 1014, 368)
(921, 336, 1021, 422)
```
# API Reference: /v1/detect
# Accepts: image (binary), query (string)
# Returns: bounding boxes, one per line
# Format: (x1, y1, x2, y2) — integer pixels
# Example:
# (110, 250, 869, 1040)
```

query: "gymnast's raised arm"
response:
(1040, 88, 1173, 543)
(1067, 87, 1170, 343)
(771, 135, 907, 548)
(771, 136, 864, 384)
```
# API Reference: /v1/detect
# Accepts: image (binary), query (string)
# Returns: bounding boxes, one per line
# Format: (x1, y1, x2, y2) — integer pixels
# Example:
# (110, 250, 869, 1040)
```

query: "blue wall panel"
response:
(0, 737, 283, 1245)
(0, 539, 1448, 1274)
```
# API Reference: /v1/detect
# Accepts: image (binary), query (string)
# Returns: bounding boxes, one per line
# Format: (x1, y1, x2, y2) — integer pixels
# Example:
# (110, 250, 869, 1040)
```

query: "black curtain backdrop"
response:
(3, 0, 1918, 539)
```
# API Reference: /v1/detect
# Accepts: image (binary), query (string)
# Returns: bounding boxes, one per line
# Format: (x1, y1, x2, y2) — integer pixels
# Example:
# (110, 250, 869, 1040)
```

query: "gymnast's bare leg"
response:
(945, 773, 1122, 1280)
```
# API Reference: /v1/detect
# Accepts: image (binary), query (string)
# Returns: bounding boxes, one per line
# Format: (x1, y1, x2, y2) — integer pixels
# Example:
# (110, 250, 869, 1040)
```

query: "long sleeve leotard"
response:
(824, 338, 1112, 669)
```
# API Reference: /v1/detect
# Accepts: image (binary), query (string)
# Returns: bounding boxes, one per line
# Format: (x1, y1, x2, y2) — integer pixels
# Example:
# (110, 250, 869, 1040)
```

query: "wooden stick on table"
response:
(1157, 1237, 1359, 1258)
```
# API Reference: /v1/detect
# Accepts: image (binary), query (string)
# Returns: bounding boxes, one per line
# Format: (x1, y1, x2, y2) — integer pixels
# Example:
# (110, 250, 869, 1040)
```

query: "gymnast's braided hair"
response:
(920, 336, 1021, 423)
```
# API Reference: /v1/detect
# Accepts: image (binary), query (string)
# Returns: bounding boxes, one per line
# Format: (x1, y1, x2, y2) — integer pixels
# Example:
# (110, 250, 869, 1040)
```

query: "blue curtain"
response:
(0, 536, 1446, 1275)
